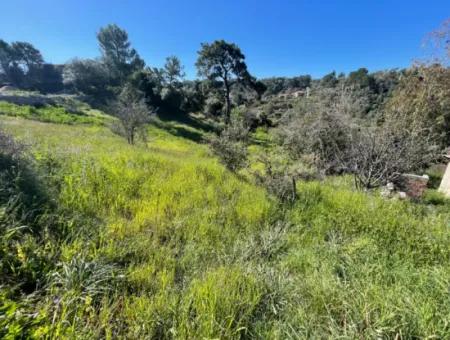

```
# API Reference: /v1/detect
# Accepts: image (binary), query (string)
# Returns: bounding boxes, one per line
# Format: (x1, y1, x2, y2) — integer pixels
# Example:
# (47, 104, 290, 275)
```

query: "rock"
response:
(381, 182, 395, 198)
(398, 191, 408, 200)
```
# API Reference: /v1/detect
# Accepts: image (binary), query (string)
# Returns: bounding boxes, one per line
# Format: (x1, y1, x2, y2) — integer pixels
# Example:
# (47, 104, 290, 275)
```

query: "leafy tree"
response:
(0, 39, 13, 83)
(25, 63, 64, 93)
(163, 56, 185, 86)
(196, 40, 252, 122)
(159, 56, 186, 111)
(251, 80, 267, 100)
(10, 42, 43, 72)
(97, 24, 144, 84)
(347, 67, 376, 90)
(385, 65, 450, 146)
(321, 71, 338, 87)
(180, 80, 206, 113)
(129, 67, 164, 107)
(63, 58, 111, 101)
(0, 40, 43, 87)
(262, 77, 286, 95)
(287, 75, 311, 89)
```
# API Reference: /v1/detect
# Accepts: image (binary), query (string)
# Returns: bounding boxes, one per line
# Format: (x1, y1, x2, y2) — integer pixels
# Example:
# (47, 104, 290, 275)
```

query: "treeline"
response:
(1, 21, 449, 174)
(0, 24, 409, 119)
(0, 40, 63, 93)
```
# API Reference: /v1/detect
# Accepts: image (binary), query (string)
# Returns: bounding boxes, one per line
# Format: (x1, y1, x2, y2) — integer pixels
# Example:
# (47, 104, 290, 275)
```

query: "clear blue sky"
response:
(1, 0, 449, 79)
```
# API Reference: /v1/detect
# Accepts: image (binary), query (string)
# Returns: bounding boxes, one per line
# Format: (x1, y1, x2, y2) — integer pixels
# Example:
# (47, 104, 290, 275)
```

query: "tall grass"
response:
(0, 101, 105, 125)
(1, 116, 449, 338)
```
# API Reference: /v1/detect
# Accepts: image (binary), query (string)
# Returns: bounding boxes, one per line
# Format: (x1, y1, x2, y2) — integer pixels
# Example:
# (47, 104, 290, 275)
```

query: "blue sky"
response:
(1, 0, 448, 79)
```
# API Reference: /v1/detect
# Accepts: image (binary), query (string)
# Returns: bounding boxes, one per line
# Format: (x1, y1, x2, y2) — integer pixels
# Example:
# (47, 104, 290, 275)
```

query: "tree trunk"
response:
(224, 77, 231, 124)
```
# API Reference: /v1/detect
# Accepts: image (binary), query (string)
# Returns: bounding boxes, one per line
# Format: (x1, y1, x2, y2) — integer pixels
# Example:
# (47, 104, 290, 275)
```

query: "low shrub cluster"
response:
(208, 112, 250, 172)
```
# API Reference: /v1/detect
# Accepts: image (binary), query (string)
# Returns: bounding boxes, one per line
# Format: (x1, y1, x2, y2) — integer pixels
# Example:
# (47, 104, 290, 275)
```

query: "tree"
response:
(385, 65, 450, 146)
(0, 40, 43, 87)
(10, 42, 43, 73)
(163, 56, 185, 86)
(347, 68, 376, 90)
(342, 126, 437, 189)
(279, 84, 438, 189)
(196, 40, 252, 122)
(0, 40, 13, 83)
(278, 86, 363, 174)
(180, 80, 206, 113)
(112, 85, 153, 145)
(321, 71, 338, 87)
(425, 18, 449, 65)
(97, 24, 144, 84)
(63, 58, 112, 101)
(248, 78, 267, 101)
(28, 63, 64, 93)
(128, 68, 164, 107)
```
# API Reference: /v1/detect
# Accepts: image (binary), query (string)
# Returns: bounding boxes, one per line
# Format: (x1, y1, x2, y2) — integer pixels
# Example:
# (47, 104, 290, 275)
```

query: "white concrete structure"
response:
(438, 160, 450, 197)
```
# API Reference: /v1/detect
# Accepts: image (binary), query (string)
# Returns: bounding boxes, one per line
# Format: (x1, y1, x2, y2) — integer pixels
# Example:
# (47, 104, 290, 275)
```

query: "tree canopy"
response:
(0, 40, 44, 87)
(196, 40, 252, 122)
(97, 24, 144, 84)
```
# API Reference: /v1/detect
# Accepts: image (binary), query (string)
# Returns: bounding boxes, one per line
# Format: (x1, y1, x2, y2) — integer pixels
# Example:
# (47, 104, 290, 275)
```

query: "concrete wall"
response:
(438, 163, 450, 197)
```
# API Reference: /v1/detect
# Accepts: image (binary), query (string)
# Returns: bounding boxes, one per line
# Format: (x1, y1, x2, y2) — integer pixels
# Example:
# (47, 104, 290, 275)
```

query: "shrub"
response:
(254, 156, 297, 203)
(110, 85, 154, 145)
(277, 88, 354, 174)
(342, 126, 438, 189)
(160, 86, 184, 111)
(208, 114, 249, 172)
(203, 96, 224, 117)
(209, 135, 248, 172)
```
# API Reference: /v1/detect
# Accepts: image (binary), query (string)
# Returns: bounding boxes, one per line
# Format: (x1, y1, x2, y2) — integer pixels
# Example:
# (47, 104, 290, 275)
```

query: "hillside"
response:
(1, 101, 449, 339)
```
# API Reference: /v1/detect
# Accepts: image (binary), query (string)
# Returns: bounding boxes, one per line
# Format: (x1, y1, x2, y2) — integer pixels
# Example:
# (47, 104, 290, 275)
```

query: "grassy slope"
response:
(0, 110, 449, 338)
(0, 101, 108, 125)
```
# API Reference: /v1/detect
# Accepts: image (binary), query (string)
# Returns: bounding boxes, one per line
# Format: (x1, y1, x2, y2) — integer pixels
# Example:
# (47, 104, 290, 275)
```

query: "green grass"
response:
(0, 101, 106, 125)
(0, 115, 449, 339)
